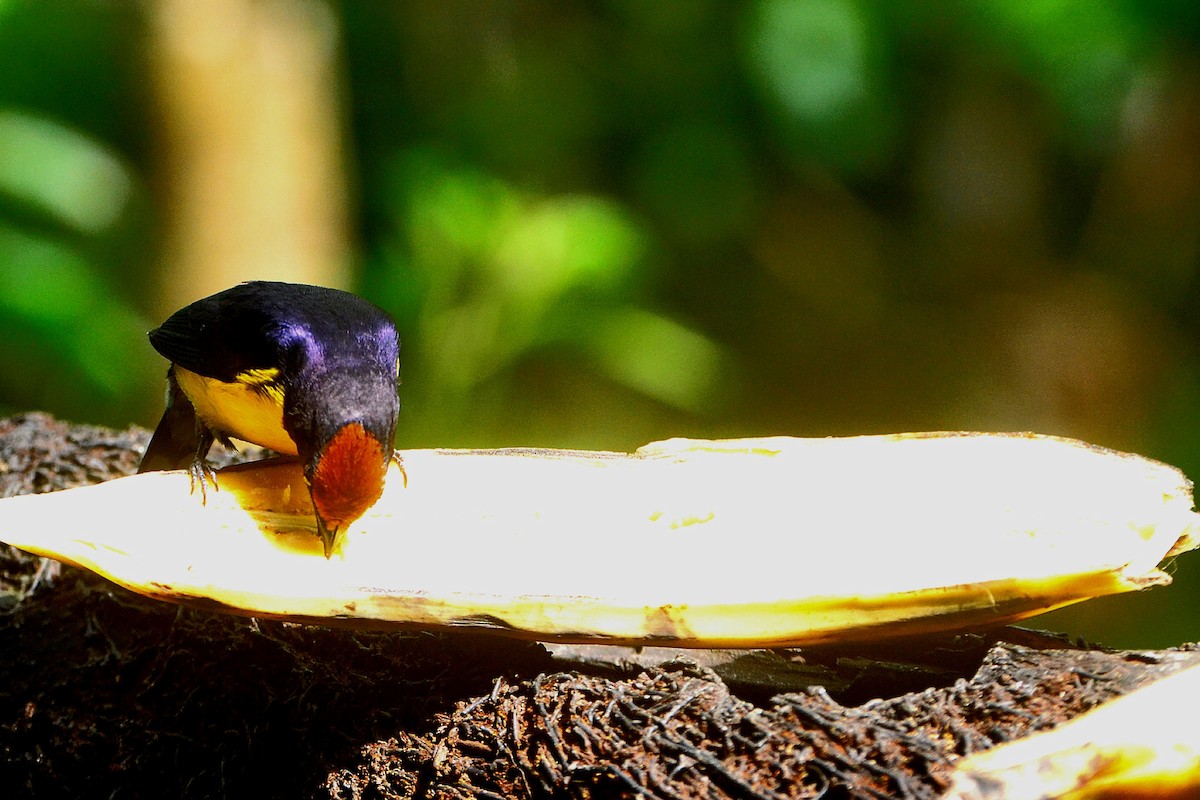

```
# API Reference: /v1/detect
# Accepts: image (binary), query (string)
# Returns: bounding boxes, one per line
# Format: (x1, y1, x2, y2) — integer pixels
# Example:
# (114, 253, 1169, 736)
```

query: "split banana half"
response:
(0, 432, 1195, 647)
(947, 659, 1200, 800)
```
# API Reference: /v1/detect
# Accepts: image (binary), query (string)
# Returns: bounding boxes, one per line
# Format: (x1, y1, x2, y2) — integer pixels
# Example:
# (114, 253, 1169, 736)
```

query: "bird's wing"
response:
(148, 287, 283, 382)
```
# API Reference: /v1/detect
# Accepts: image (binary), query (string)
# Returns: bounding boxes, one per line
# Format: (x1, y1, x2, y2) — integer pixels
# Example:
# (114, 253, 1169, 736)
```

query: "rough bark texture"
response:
(0, 413, 1194, 799)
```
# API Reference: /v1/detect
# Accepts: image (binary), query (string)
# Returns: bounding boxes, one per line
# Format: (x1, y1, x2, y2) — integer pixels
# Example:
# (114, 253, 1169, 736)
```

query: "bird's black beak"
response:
(315, 515, 339, 559)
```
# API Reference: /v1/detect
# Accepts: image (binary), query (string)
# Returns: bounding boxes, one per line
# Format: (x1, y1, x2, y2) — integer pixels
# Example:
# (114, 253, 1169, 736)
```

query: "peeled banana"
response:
(0, 432, 1194, 647)
(946, 659, 1200, 799)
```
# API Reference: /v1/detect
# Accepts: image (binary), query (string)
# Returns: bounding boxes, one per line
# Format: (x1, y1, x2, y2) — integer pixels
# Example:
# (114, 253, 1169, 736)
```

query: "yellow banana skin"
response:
(0, 432, 1195, 647)
(946, 660, 1200, 799)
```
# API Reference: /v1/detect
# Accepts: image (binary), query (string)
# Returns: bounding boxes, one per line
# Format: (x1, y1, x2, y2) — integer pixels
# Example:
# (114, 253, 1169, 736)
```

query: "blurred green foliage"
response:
(1, 0, 1199, 645)
(365, 146, 728, 445)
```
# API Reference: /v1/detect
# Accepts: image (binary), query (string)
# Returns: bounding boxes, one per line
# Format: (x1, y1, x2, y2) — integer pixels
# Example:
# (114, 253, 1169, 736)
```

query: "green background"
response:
(1, 1, 1198, 647)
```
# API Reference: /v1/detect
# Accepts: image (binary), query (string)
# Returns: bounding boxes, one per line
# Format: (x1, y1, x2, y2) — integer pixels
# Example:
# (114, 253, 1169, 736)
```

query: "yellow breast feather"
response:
(174, 366, 297, 455)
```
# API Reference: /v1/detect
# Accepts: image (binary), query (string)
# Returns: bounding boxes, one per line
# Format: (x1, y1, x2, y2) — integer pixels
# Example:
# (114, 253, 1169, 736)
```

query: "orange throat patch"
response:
(309, 423, 388, 534)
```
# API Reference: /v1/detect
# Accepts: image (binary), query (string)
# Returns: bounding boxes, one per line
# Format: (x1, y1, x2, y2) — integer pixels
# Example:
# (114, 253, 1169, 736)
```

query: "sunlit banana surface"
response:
(0, 433, 1195, 647)
(947, 660, 1200, 800)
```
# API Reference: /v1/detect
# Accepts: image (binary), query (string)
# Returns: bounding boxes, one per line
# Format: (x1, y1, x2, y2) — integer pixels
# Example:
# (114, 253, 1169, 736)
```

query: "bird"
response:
(138, 281, 402, 558)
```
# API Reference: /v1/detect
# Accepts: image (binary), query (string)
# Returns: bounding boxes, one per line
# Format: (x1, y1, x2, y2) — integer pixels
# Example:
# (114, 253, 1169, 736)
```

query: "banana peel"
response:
(0, 432, 1195, 647)
(945, 659, 1200, 799)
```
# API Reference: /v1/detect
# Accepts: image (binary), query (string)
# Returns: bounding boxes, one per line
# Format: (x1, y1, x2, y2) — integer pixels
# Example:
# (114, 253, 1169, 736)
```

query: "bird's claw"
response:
(187, 459, 220, 503)
(391, 449, 408, 488)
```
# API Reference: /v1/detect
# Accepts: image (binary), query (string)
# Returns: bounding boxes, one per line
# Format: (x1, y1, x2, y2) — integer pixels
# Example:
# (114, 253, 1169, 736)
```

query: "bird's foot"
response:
(187, 459, 220, 503)
(391, 449, 408, 487)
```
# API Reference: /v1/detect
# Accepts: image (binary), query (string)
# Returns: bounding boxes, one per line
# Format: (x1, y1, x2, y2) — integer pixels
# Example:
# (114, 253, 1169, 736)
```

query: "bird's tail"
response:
(138, 371, 202, 473)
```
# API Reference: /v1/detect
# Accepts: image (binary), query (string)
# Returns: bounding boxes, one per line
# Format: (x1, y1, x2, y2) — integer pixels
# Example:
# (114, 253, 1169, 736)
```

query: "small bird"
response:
(138, 281, 402, 557)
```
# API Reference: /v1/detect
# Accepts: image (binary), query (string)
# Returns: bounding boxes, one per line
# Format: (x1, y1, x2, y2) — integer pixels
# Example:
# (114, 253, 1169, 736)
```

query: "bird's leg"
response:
(391, 449, 408, 487)
(187, 426, 219, 503)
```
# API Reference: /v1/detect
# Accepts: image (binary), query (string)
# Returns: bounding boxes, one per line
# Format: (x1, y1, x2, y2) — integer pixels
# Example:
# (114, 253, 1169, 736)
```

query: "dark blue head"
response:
(271, 291, 401, 556)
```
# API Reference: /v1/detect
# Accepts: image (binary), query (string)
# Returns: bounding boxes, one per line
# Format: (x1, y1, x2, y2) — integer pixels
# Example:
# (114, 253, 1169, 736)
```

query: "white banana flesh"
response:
(0, 432, 1195, 647)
